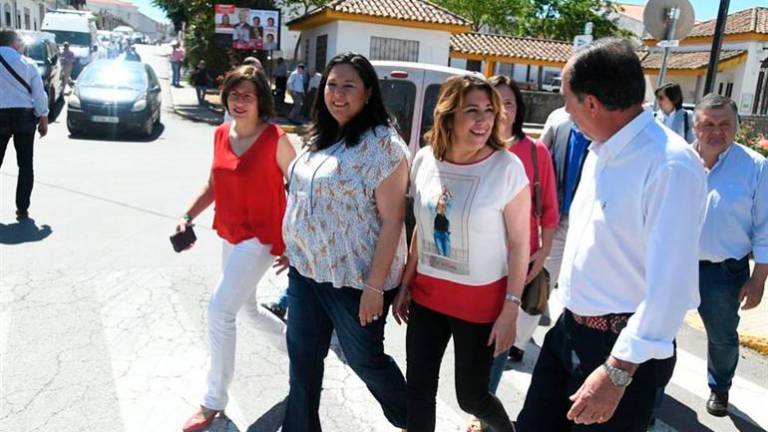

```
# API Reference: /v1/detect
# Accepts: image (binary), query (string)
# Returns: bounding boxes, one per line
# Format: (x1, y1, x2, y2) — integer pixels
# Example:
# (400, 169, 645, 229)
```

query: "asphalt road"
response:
(0, 44, 765, 432)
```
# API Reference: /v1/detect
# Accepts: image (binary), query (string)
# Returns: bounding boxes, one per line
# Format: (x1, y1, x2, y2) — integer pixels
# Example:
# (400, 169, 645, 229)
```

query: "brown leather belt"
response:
(571, 311, 632, 334)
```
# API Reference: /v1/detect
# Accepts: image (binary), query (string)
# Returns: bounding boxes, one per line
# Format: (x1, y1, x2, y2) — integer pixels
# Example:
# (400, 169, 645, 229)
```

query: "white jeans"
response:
(514, 217, 569, 350)
(203, 238, 286, 410)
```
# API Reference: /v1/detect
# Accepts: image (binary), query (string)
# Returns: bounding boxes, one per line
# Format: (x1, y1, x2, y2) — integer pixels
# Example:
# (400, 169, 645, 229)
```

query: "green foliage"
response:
(432, 0, 633, 40)
(736, 122, 768, 157)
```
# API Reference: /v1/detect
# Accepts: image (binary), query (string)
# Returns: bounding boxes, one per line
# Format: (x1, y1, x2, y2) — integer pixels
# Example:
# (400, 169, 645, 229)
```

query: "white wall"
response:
(335, 20, 451, 66)
(4, 0, 46, 30)
(299, 21, 338, 72)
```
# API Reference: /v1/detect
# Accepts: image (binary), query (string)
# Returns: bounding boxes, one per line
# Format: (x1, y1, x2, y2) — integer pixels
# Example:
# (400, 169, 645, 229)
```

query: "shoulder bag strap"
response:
(0, 53, 32, 94)
(530, 139, 543, 249)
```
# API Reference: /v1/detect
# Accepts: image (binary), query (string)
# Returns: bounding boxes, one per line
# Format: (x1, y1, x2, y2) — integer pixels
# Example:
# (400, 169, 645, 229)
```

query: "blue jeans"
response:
(195, 86, 207, 105)
(488, 351, 507, 394)
(282, 267, 407, 431)
(434, 230, 450, 257)
(698, 257, 749, 392)
(171, 61, 181, 85)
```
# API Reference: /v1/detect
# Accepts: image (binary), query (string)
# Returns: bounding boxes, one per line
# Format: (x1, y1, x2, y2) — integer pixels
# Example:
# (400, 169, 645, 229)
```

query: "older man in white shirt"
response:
(691, 94, 767, 417)
(516, 38, 708, 431)
(0, 28, 49, 221)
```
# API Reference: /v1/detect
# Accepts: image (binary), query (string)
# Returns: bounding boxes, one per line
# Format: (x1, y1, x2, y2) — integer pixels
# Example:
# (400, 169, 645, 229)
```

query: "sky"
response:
(619, 0, 764, 22)
(129, 0, 765, 26)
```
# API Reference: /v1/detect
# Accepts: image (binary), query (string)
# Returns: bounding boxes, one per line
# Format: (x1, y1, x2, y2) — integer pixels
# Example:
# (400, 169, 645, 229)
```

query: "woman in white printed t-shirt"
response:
(392, 75, 531, 432)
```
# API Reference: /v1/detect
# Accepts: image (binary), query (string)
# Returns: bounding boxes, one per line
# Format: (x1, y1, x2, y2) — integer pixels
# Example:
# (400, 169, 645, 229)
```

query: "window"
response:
(379, 79, 416, 143)
(303, 37, 310, 65)
(718, 82, 724, 95)
(24, 8, 30, 29)
(420, 84, 441, 147)
(370, 36, 419, 62)
(2, 4, 9, 27)
(725, 82, 733, 98)
(315, 34, 327, 74)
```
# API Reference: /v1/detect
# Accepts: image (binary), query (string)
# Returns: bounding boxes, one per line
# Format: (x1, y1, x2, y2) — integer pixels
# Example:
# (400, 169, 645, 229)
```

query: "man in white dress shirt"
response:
(691, 94, 767, 417)
(516, 38, 708, 431)
(0, 28, 49, 221)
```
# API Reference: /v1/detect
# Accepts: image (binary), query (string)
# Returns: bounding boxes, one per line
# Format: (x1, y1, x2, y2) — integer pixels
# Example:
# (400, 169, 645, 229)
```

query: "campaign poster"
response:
(214, 4, 235, 34)
(214, 5, 281, 51)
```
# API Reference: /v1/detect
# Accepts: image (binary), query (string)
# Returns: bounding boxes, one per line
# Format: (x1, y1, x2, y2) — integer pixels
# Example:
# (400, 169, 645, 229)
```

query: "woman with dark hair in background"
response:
(655, 82, 695, 143)
(393, 74, 530, 432)
(177, 65, 296, 432)
(280, 52, 409, 431)
(486, 75, 559, 395)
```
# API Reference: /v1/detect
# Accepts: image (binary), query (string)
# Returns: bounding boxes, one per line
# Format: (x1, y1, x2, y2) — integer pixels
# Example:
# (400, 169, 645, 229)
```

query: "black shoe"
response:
(508, 346, 524, 363)
(15, 209, 28, 221)
(706, 391, 728, 417)
(262, 302, 287, 322)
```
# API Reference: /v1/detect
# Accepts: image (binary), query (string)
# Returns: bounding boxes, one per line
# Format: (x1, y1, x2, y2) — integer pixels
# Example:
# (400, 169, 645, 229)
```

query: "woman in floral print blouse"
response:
(280, 52, 409, 431)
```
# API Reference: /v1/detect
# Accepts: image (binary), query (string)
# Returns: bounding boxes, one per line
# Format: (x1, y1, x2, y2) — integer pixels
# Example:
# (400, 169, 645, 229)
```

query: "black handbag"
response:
(520, 139, 550, 315)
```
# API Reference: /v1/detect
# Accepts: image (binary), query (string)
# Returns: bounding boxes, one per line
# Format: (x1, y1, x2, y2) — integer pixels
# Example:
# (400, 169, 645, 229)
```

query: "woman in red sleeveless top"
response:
(175, 65, 296, 432)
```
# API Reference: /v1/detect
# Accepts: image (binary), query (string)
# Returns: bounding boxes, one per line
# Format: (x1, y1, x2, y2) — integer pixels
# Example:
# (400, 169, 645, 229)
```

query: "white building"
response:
(287, 0, 471, 73)
(85, 0, 136, 27)
(1, 0, 53, 31)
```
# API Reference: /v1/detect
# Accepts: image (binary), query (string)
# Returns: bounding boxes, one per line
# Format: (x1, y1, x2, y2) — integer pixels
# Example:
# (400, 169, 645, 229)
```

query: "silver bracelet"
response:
(504, 293, 522, 306)
(364, 282, 384, 296)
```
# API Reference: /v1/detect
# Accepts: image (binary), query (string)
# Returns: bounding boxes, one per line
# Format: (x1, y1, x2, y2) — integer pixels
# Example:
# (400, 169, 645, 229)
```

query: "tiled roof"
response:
(616, 3, 645, 22)
(639, 49, 747, 70)
(293, 0, 471, 27)
(686, 7, 767, 37)
(450, 32, 573, 63)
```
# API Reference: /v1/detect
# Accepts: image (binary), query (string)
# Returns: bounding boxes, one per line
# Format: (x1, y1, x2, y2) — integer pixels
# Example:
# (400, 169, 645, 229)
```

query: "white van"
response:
(42, 10, 98, 78)
(373, 61, 482, 158)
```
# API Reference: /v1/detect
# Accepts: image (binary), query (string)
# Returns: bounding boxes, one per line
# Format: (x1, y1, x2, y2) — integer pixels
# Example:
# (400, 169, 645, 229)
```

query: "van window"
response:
(380, 79, 415, 144)
(48, 30, 90, 47)
(419, 84, 441, 147)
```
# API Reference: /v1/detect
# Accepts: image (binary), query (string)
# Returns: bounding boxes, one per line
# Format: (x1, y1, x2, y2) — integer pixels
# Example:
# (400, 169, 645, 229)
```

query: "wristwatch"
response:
(602, 362, 633, 387)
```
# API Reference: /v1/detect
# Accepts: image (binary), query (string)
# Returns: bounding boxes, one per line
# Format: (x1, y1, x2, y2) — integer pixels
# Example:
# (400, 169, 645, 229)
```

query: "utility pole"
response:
(703, 0, 731, 95)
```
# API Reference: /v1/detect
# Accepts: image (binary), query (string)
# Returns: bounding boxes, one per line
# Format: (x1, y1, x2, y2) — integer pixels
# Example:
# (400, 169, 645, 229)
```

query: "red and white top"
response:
(211, 123, 286, 255)
(410, 147, 528, 323)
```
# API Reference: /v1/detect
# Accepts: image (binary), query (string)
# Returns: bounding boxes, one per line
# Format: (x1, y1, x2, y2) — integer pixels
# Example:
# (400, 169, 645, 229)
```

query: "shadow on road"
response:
(246, 398, 286, 432)
(0, 218, 52, 244)
(68, 123, 166, 143)
(658, 394, 764, 432)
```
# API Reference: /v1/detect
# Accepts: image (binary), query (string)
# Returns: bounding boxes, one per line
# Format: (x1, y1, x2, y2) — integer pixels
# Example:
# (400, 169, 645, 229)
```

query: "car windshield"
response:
(23, 41, 47, 64)
(78, 62, 147, 90)
(48, 30, 91, 47)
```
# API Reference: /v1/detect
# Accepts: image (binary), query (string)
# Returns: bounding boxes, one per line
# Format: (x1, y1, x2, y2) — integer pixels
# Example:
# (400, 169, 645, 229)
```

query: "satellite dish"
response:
(643, 0, 695, 41)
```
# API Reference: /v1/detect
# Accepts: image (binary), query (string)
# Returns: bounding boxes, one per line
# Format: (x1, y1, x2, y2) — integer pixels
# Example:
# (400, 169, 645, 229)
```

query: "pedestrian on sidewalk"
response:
(486, 75, 558, 389)
(0, 28, 49, 221)
(286, 63, 305, 124)
(274, 57, 287, 105)
(691, 94, 767, 418)
(655, 83, 695, 144)
(516, 38, 708, 431)
(170, 42, 185, 87)
(177, 65, 296, 432)
(59, 42, 75, 91)
(281, 52, 409, 432)
(393, 74, 529, 432)
(191, 60, 211, 106)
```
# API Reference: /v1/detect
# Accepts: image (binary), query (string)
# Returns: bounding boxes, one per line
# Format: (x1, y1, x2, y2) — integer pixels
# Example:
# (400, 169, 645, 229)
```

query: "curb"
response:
(685, 313, 768, 356)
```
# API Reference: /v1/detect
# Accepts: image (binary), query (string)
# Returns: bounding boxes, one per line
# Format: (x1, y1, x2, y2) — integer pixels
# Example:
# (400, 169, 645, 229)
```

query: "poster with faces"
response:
(214, 5, 281, 50)
(214, 4, 235, 34)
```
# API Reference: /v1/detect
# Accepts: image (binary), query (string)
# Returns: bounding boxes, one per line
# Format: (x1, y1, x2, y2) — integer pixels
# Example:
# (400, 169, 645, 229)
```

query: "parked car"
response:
(20, 31, 63, 113)
(42, 9, 99, 78)
(542, 76, 562, 93)
(67, 60, 162, 137)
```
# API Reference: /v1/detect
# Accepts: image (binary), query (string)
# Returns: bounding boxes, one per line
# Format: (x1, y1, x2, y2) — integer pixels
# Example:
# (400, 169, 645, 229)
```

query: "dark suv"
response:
(20, 31, 64, 113)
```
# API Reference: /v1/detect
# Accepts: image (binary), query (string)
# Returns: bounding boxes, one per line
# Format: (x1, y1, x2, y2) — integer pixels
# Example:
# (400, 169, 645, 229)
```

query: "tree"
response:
(68, 0, 86, 10)
(432, 0, 631, 40)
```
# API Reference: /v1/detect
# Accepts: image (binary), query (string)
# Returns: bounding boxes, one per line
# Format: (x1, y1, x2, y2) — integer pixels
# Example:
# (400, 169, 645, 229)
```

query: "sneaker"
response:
(508, 346, 524, 363)
(262, 302, 287, 322)
(705, 390, 728, 417)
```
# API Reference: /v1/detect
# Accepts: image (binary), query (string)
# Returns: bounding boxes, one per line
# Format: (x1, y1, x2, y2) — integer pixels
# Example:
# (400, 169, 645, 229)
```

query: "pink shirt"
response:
(509, 136, 560, 254)
(170, 48, 185, 62)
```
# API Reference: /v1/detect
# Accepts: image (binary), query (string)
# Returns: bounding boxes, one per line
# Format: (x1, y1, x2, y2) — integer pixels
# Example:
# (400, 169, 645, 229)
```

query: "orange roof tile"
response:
(450, 32, 573, 63)
(639, 49, 747, 70)
(290, 0, 471, 27)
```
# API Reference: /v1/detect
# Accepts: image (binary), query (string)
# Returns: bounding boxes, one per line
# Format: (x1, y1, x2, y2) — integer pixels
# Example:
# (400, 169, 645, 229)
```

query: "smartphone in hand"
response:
(170, 225, 197, 252)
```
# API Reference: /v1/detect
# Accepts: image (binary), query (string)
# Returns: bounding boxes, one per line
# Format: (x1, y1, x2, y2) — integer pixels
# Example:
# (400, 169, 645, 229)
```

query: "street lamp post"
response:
(703, 0, 731, 95)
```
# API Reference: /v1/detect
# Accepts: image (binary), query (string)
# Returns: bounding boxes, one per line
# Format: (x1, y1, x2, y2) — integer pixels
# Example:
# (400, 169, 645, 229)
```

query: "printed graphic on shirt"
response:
(418, 171, 479, 275)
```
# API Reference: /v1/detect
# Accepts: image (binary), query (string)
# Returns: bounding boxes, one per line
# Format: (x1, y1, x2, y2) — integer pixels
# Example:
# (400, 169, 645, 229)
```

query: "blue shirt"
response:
(561, 126, 590, 215)
(699, 143, 768, 263)
(0, 46, 49, 117)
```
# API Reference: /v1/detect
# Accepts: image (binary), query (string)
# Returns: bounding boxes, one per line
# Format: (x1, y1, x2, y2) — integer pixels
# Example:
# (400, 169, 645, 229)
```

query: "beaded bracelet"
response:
(364, 282, 384, 296)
